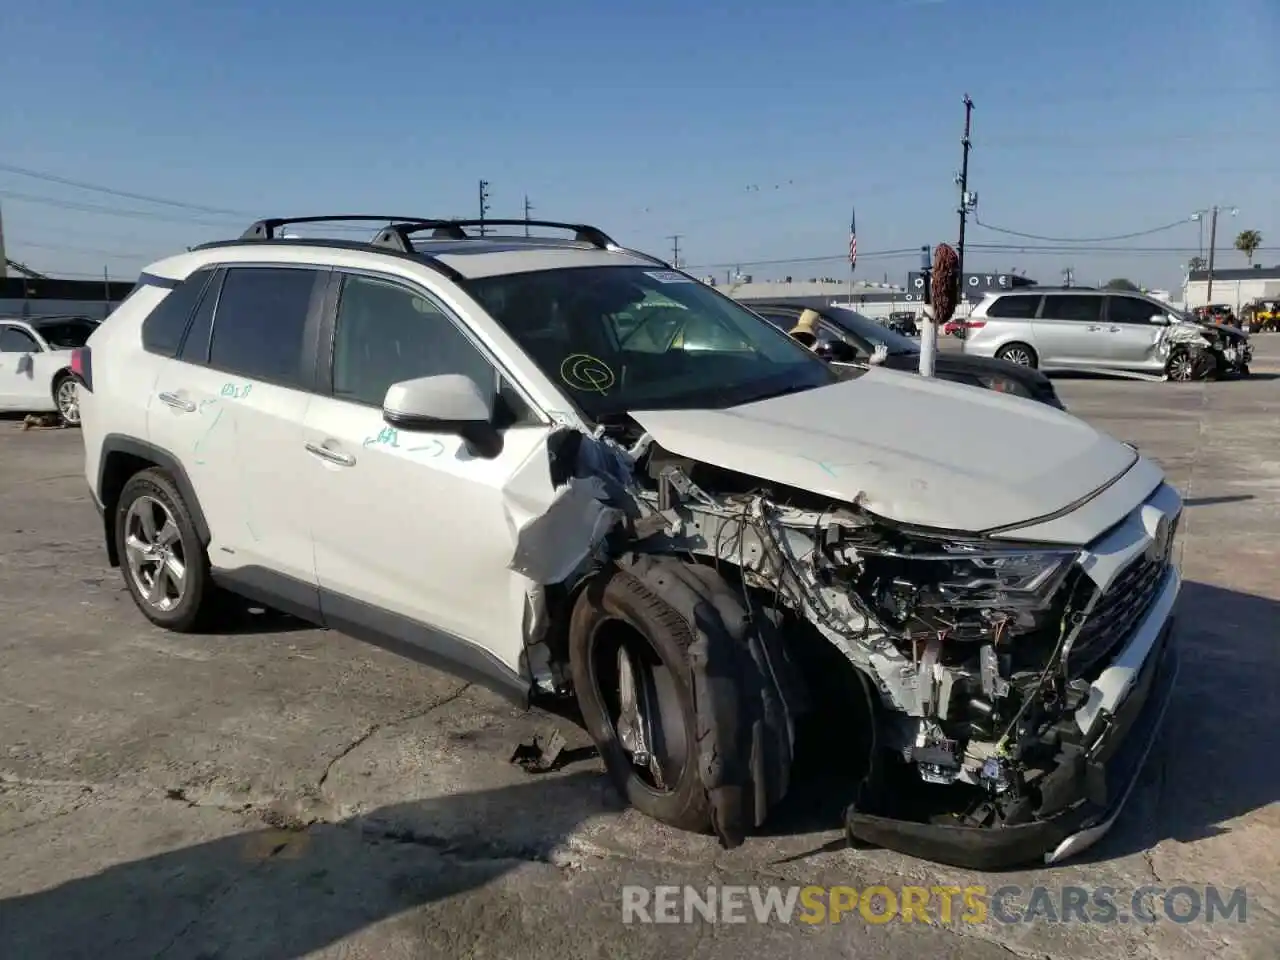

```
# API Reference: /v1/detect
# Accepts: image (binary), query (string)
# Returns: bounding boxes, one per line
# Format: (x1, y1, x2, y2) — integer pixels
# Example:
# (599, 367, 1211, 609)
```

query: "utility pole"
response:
(1204, 204, 1238, 304)
(478, 180, 491, 236)
(523, 195, 533, 236)
(0, 202, 7, 279)
(667, 234, 682, 268)
(918, 245, 936, 378)
(1062, 267, 1074, 288)
(954, 94, 976, 317)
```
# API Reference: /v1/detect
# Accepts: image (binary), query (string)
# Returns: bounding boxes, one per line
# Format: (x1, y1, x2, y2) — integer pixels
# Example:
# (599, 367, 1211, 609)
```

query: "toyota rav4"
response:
(72, 216, 1181, 869)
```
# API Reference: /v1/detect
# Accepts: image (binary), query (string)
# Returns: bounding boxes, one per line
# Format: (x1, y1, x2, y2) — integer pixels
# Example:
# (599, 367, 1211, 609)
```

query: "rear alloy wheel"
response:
(996, 343, 1037, 368)
(116, 468, 219, 632)
(54, 375, 80, 426)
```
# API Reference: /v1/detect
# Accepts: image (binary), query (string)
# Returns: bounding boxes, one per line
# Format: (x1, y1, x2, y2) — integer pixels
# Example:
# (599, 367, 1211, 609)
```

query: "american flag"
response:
(848, 206, 858, 270)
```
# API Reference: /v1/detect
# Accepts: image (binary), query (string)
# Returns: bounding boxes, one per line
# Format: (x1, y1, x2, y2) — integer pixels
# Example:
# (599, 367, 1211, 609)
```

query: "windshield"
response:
(31, 318, 96, 349)
(824, 309, 920, 354)
(468, 266, 837, 418)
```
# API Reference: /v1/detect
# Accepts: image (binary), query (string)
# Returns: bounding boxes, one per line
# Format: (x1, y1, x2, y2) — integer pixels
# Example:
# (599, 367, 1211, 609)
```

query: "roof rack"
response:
(232, 214, 673, 270)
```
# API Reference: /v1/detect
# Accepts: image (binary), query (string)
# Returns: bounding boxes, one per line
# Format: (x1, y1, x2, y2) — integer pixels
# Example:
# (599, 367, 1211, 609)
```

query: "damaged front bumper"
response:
(847, 565, 1180, 870)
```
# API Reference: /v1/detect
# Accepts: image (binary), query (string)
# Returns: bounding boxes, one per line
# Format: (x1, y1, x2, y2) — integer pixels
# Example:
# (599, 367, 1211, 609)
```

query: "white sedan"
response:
(0, 315, 97, 425)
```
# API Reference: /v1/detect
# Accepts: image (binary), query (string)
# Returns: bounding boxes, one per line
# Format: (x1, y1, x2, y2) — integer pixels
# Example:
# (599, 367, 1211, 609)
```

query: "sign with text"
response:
(905, 272, 1035, 302)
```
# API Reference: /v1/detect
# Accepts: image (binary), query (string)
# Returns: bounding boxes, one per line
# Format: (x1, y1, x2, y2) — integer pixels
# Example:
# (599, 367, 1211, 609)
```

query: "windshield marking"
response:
(560, 353, 617, 394)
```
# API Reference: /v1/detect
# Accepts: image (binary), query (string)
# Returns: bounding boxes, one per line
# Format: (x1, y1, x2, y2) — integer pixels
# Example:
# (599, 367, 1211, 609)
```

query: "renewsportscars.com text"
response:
(621, 884, 1250, 925)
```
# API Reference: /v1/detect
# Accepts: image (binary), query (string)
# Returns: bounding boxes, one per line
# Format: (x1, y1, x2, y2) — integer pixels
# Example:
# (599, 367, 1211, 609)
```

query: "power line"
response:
(972, 215, 1196, 243)
(10, 239, 156, 260)
(0, 161, 252, 216)
(0, 188, 239, 226)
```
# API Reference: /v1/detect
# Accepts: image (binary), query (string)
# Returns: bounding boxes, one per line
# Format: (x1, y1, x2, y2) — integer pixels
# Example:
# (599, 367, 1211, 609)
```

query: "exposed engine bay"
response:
(512, 414, 1180, 868)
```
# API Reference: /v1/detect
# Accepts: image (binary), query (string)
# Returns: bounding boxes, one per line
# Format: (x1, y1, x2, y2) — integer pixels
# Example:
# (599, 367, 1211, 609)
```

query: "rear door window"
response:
(1040, 295, 1102, 323)
(0, 325, 40, 353)
(207, 266, 323, 389)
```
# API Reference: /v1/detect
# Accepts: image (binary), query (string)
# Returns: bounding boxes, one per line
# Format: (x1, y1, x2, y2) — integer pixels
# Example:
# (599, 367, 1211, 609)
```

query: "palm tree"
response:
(1234, 230, 1263, 266)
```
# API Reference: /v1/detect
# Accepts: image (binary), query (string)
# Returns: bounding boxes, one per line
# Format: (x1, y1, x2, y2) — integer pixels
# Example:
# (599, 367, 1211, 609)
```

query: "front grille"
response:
(1065, 520, 1177, 678)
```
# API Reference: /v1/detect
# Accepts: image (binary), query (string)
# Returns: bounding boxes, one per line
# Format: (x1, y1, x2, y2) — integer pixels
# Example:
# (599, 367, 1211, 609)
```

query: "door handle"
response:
(304, 441, 355, 467)
(158, 391, 196, 412)
(1087, 325, 1101, 332)
(1108, 326, 1120, 333)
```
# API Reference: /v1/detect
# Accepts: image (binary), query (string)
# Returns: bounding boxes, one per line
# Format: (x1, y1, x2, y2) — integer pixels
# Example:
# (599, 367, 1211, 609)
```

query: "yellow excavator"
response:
(1243, 299, 1279, 333)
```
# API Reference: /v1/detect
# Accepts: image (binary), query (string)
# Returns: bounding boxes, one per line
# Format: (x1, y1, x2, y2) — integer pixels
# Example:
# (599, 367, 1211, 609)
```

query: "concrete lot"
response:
(1, 357, 1277, 959)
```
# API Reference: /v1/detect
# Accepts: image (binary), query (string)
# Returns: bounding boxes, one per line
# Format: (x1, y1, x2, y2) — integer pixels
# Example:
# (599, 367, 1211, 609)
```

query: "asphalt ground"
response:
(1, 348, 1277, 959)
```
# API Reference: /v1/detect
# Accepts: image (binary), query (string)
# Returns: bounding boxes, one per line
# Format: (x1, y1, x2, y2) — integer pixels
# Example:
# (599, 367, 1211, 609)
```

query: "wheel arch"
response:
(97, 434, 210, 567)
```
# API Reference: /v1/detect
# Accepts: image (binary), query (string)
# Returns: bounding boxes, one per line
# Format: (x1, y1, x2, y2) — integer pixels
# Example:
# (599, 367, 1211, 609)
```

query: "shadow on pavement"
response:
(1076, 580, 1280, 862)
(0, 771, 618, 960)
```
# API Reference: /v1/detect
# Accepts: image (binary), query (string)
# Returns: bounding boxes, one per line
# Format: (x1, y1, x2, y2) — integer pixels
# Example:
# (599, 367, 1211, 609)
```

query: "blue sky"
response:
(1, 0, 1275, 291)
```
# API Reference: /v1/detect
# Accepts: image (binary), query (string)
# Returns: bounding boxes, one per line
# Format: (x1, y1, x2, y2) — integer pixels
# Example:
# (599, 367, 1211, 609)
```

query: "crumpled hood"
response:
(630, 365, 1140, 535)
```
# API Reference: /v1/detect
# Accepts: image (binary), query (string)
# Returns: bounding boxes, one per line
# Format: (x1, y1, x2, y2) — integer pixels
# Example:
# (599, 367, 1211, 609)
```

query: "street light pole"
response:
(1204, 204, 1238, 304)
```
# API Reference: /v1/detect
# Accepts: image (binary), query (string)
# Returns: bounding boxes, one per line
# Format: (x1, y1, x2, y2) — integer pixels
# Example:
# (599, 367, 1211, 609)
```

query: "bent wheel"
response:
(569, 568, 713, 833)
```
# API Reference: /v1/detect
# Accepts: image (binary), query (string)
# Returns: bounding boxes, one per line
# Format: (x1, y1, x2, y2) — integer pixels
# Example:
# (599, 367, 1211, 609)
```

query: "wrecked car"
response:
(1160, 313, 1252, 380)
(76, 216, 1181, 870)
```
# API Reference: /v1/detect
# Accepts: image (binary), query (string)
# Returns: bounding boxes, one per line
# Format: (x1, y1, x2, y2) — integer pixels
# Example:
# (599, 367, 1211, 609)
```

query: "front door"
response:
(1104, 295, 1168, 370)
(302, 270, 555, 681)
(0, 324, 47, 409)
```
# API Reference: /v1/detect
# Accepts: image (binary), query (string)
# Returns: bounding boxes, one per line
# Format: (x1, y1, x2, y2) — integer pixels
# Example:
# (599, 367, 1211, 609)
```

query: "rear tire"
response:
(569, 567, 714, 834)
(115, 468, 220, 633)
(996, 343, 1038, 368)
(53, 373, 80, 426)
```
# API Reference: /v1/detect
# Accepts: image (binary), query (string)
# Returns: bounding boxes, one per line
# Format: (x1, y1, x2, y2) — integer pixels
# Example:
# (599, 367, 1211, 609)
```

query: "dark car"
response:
(885, 311, 919, 337)
(745, 302, 1066, 409)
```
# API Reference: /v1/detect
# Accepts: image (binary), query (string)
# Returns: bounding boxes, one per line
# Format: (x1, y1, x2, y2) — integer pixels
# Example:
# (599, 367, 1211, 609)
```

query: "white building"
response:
(1182, 266, 1280, 311)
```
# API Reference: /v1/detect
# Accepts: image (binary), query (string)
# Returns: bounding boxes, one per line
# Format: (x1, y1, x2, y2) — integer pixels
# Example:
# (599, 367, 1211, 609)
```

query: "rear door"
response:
(1033, 294, 1107, 366)
(148, 264, 325, 613)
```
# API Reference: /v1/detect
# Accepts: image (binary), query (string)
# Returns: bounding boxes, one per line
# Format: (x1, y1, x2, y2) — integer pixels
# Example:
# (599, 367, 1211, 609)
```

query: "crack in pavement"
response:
(316, 681, 472, 795)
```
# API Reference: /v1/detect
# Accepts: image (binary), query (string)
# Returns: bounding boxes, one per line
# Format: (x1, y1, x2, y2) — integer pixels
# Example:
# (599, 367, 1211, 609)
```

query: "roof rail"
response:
(239, 215, 444, 242)
(233, 214, 670, 270)
(370, 218, 620, 250)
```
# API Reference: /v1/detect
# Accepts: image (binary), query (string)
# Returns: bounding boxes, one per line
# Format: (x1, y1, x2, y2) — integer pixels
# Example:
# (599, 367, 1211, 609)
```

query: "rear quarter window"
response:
(140, 269, 217, 357)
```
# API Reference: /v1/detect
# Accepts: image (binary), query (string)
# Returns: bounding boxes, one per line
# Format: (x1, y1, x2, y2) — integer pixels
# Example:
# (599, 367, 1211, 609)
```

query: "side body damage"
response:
(503, 418, 1182, 867)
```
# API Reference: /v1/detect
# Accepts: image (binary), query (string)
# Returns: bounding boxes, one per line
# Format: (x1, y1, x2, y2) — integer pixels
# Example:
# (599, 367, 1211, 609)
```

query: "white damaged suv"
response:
(73, 216, 1181, 869)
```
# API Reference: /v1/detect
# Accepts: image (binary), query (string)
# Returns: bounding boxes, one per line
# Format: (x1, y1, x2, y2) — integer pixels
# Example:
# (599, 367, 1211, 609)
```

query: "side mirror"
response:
(1149, 313, 1170, 326)
(382, 374, 503, 459)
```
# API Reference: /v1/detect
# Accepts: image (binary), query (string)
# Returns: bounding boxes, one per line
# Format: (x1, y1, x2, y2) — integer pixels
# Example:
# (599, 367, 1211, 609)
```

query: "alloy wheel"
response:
(1167, 354, 1195, 381)
(1000, 348, 1032, 367)
(123, 496, 187, 612)
(56, 379, 80, 425)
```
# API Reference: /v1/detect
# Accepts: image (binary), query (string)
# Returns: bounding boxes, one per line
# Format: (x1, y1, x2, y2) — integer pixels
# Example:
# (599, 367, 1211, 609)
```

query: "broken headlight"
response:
(854, 540, 1078, 632)
(923, 549, 1076, 609)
